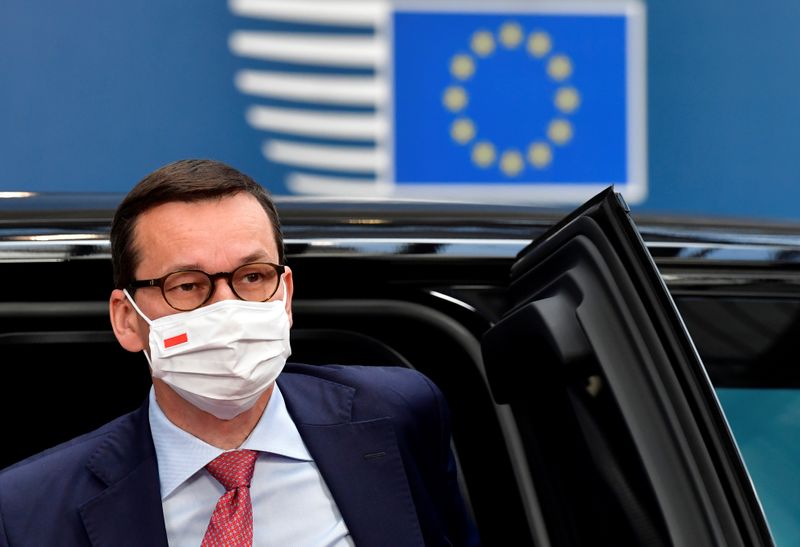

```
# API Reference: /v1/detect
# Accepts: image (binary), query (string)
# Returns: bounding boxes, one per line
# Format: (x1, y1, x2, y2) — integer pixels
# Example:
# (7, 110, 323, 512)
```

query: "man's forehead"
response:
(130, 195, 278, 272)
(134, 195, 275, 232)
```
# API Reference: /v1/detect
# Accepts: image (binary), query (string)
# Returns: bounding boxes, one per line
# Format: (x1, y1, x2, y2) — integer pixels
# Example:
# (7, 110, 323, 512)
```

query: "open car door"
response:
(482, 188, 773, 546)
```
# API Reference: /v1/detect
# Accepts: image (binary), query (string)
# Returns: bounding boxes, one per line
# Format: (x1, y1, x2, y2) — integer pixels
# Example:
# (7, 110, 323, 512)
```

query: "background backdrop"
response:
(1, 0, 798, 222)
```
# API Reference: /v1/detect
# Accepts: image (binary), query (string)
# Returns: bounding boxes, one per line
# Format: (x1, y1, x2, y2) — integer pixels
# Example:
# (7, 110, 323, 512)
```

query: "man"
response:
(0, 159, 479, 546)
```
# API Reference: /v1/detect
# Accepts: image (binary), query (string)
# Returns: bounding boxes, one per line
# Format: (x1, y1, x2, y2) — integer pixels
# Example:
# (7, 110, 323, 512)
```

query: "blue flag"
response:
(393, 10, 632, 193)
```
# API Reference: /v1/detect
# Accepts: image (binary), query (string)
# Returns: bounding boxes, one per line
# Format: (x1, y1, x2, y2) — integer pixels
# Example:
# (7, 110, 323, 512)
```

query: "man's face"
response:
(110, 192, 293, 353)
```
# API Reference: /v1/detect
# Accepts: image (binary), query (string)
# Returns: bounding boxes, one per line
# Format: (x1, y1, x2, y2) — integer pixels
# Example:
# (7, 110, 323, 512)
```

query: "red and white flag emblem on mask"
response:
(164, 333, 188, 349)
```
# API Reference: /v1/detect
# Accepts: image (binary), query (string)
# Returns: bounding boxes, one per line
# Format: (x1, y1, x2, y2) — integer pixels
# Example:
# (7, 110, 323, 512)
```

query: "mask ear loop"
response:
(279, 277, 287, 302)
(122, 288, 155, 365)
(122, 288, 155, 326)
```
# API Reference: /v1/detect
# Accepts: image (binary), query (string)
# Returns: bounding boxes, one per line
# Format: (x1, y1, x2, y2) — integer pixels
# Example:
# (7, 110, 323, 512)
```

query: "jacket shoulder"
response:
(1, 410, 133, 478)
(0, 403, 150, 505)
(281, 363, 445, 421)
(0, 404, 158, 546)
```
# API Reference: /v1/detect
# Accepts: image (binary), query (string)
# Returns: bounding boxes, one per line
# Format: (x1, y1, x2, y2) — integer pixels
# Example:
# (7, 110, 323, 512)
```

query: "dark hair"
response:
(111, 159, 284, 289)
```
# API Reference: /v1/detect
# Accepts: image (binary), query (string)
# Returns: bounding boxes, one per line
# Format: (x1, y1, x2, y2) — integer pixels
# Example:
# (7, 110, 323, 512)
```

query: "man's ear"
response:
(282, 266, 294, 327)
(109, 289, 147, 352)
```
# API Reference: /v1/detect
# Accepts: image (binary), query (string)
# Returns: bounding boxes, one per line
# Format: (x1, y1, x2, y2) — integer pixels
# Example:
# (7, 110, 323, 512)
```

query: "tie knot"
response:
(205, 449, 258, 491)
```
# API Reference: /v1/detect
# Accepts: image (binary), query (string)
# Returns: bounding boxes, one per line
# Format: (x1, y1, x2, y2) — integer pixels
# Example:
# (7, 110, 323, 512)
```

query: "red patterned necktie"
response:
(201, 449, 259, 547)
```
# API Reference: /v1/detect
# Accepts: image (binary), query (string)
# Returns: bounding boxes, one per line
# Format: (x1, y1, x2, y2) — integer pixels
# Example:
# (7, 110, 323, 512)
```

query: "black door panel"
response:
(482, 188, 771, 546)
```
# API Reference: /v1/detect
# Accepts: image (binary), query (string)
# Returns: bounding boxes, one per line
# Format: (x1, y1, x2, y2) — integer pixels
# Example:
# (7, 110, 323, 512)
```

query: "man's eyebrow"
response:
(159, 263, 203, 274)
(242, 251, 272, 264)
(164, 252, 273, 274)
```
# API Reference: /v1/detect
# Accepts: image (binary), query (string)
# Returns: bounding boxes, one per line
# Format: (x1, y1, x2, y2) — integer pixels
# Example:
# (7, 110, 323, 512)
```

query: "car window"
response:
(677, 296, 800, 546)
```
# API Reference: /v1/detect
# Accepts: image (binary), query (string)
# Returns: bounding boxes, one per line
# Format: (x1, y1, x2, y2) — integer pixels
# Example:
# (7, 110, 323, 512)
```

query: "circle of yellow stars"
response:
(442, 21, 582, 177)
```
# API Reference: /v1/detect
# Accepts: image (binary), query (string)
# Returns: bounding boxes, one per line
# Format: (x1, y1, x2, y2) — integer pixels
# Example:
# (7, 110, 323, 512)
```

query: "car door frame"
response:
(482, 187, 773, 546)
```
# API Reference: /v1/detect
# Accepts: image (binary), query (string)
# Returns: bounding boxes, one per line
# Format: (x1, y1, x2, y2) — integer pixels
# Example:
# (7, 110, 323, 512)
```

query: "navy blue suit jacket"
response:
(0, 364, 479, 546)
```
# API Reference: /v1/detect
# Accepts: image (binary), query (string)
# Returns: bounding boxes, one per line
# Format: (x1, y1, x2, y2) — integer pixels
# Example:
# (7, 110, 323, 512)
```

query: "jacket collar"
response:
(77, 368, 423, 547)
(79, 398, 168, 547)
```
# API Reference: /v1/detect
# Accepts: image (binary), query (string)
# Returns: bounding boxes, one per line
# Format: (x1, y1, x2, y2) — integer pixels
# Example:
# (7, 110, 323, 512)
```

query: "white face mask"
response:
(124, 288, 291, 420)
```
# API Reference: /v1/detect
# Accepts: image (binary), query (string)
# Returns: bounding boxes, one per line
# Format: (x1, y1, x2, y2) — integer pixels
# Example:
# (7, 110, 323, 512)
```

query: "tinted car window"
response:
(677, 296, 800, 545)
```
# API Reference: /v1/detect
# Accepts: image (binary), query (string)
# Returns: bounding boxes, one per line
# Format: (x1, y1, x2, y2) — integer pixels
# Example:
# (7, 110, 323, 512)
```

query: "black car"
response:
(1, 187, 795, 546)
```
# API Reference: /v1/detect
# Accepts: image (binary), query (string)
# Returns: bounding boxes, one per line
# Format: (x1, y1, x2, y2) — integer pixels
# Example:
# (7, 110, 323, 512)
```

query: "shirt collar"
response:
(149, 383, 313, 500)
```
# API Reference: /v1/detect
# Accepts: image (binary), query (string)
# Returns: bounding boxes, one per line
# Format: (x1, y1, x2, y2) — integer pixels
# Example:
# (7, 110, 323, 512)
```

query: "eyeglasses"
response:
(129, 262, 286, 311)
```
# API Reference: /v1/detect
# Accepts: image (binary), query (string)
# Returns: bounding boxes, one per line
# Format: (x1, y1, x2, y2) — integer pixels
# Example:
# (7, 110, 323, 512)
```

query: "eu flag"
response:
(392, 8, 642, 201)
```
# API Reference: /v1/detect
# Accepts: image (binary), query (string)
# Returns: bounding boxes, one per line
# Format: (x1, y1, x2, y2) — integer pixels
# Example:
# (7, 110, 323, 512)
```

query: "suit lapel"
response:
(74, 371, 423, 546)
(279, 372, 424, 546)
(78, 401, 168, 547)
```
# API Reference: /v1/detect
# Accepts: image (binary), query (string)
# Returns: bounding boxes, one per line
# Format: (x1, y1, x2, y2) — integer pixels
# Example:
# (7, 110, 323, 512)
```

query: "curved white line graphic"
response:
(264, 139, 387, 173)
(228, 0, 389, 27)
(229, 31, 387, 67)
(246, 105, 386, 140)
(287, 173, 391, 196)
(234, 70, 386, 106)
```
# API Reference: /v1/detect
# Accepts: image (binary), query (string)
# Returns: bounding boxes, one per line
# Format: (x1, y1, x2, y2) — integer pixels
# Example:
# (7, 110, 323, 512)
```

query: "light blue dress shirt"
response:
(148, 385, 354, 546)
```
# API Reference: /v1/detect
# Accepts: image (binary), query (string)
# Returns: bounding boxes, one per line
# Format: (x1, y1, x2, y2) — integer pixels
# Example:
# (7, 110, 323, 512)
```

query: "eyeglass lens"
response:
(162, 263, 281, 310)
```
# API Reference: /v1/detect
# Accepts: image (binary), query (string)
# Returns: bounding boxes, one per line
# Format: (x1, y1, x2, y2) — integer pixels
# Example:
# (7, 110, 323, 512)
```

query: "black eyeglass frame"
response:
(128, 262, 286, 311)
